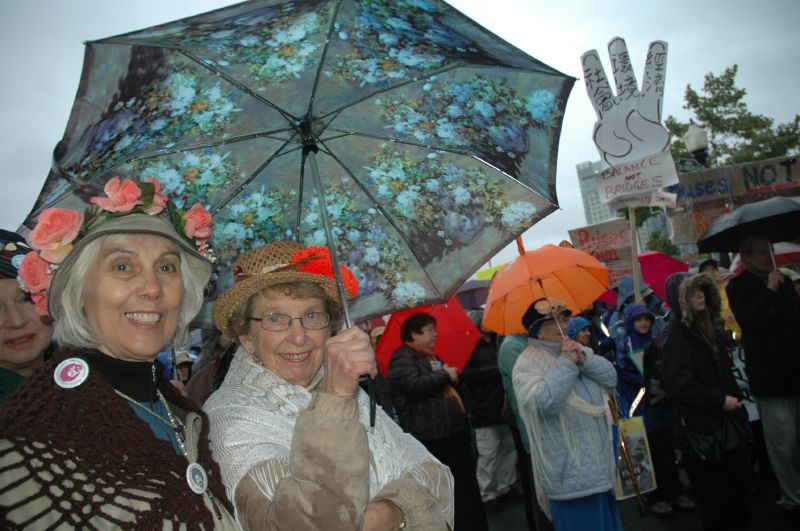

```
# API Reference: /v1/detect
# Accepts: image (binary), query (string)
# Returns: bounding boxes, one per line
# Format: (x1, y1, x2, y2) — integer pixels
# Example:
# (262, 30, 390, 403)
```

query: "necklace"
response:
(114, 388, 187, 450)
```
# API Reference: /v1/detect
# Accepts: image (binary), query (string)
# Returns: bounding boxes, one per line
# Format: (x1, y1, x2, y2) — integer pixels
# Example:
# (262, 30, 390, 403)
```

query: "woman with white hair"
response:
(0, 177, 236, 529)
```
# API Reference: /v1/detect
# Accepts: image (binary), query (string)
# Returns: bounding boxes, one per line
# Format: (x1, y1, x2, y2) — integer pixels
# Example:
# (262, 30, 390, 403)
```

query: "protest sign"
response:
(598, 150, 679, 207)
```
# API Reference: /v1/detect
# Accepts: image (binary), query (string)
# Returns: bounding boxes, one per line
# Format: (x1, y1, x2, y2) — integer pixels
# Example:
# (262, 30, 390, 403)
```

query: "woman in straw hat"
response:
(0, 229, 54, 404)
(205, 241, 454, 531)
(0, 177, 236, 529)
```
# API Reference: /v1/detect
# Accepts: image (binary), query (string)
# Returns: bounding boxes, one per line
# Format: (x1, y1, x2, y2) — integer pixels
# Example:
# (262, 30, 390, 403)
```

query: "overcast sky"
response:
(1, 0, 797, 266)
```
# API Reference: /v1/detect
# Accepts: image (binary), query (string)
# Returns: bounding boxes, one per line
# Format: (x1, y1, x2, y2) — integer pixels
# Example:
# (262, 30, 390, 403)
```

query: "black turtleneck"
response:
(82, 349, 163, 402)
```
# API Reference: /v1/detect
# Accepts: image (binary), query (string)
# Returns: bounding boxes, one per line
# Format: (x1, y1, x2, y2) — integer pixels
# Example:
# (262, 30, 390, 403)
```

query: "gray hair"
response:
(53, 233, 208, 351)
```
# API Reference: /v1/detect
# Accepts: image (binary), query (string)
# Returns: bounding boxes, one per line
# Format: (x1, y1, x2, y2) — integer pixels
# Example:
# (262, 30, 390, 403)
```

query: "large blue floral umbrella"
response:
(24, 0, 574, 326)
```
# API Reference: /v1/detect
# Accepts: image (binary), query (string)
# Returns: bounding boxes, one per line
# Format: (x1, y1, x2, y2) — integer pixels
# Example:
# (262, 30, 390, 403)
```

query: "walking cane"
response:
(608, 395, 646, 514)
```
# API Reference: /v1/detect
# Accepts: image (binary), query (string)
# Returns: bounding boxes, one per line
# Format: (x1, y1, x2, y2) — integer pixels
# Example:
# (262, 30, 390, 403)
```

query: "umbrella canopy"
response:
(375, 295, 478, 376)
(598, 251, 688, 306)
(455, 279, 489, 310)
(483, 244, 609, 335)
(697, 196, 800, 253)
(23, 0, 574, 325)
(729, 241, 800, 274)
(638, 251, 689, 300)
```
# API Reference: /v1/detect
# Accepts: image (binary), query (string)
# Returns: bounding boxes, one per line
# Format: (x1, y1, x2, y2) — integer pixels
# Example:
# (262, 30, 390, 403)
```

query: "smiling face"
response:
(83, 234, 184, 362)
(0, 279, 52, 375)
(239, 289, 329, 387)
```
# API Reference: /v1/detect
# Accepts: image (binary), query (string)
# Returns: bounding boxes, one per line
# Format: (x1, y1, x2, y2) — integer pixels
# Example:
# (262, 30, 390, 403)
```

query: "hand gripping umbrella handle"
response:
(306, 149, 377, 429)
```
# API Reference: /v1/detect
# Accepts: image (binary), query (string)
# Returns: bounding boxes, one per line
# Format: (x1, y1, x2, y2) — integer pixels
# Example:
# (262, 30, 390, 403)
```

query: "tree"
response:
(646, 231, 680, 257)
(666, 65, 800, 167)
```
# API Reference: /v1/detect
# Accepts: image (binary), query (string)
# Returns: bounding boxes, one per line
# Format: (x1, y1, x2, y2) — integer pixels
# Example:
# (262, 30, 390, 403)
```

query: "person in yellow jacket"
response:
(699, 259, 741, 345)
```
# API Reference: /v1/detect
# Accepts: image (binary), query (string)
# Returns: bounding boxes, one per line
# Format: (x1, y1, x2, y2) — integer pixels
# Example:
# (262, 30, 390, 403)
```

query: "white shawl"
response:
(204, 347, 452, 521)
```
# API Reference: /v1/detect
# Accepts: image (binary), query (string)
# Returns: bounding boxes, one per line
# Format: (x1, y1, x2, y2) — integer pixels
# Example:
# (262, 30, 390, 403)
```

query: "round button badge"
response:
(186, 463, 208, 495)
(53, 358, 90, 389)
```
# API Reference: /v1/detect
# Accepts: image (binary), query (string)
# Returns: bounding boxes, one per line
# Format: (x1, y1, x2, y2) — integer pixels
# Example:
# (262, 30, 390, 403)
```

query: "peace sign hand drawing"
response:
(582, 37, 669, 167)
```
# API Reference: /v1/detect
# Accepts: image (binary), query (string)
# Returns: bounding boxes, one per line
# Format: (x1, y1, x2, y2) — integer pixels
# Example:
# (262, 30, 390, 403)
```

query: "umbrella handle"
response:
(306, 150, 376, 428)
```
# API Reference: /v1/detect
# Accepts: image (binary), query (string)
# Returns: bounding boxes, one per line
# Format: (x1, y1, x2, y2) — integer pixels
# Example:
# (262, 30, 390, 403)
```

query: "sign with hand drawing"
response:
(582, 38, 678, 208)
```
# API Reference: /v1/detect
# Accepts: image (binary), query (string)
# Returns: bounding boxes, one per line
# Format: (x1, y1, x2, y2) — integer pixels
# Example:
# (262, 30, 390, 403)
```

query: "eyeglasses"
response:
(248, 311, 331, 332)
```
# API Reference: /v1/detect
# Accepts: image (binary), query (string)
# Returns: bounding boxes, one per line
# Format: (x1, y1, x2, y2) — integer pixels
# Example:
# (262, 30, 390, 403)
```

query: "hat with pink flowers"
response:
(17, 176, 215, 317)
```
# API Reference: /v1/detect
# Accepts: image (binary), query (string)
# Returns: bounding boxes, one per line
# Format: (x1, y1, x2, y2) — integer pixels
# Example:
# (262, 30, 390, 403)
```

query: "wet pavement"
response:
(484, 472, 800, 531)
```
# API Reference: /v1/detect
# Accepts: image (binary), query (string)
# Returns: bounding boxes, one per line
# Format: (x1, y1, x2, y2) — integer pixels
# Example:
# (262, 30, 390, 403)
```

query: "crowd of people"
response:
(1, 175, 799, 531)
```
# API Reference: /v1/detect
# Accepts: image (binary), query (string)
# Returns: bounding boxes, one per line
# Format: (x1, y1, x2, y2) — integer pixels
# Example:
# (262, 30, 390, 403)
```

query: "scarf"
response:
(0, 348, 232, 529)
(205, 347, 427, 503)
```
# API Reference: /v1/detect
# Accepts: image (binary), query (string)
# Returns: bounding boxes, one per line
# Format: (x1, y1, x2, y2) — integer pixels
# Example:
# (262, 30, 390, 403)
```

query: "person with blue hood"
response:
(601, 275, 669, 352)
(566, 316, 592, 347)
(616, 302, 695, 517)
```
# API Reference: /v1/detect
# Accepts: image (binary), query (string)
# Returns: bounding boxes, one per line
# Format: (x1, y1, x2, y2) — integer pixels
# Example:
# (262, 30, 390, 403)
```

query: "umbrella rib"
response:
(178, 50, 300, 124)
(320, 128, 559, 208)
(315, 140, 444, 299)
(209, 134, 298, 216)
(305, 0, 345, 122)
(316, 62, 465, 122)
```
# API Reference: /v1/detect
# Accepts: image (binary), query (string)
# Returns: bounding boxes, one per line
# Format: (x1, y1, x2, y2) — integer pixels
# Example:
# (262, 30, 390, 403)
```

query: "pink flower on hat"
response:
(28, 208, 84, 264)
(143, 176, 168, 215)
(183, 203, 213, 242)
(18, 251, 50, 293)
(90, 176, 143, 212)
(31, 292, 48, 316)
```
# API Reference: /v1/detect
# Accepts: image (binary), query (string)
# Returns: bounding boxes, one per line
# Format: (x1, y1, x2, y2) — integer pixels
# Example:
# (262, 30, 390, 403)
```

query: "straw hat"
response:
(212, 241, 358, 337)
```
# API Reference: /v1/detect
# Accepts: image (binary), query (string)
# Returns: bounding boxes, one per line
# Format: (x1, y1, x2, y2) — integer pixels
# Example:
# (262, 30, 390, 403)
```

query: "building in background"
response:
(576, 160, 618, 225)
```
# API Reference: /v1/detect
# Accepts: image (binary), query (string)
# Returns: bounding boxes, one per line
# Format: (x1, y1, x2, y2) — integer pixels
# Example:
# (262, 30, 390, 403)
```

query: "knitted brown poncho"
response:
(0, 348, 233, 529)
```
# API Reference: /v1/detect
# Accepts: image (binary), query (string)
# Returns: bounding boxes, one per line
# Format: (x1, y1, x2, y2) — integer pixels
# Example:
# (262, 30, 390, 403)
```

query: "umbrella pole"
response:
(536, 279, 565, 339)
(306, 149, 377, 429)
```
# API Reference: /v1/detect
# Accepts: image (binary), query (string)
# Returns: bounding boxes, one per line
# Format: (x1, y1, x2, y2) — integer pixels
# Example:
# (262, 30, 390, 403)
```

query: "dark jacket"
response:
(388, 346, 468, 441)
(726, 269, 800, 397)
(461, 337, 505, 428)
(661, 274, 745, 438)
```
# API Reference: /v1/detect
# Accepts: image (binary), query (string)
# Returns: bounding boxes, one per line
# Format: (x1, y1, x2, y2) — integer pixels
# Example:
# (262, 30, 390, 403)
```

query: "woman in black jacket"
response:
(660, 273, 751, 531)
(388, 312, 488, 531)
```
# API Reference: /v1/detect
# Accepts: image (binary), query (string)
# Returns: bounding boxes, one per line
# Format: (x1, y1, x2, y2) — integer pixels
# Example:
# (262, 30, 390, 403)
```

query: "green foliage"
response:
(666, 65, 800, 167)
(646, 231, 680, 257)
(618, 206, 654, 228)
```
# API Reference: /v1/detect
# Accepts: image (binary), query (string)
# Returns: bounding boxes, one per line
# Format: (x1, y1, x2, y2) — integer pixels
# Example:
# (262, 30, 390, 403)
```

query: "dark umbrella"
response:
(697, 196, 800, 253)
(455, 279, 489, 310)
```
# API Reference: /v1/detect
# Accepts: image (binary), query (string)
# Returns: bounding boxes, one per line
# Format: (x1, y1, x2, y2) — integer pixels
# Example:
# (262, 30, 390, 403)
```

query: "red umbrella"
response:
(599, 251, 688, 306)
(376, 296, 479, 377)
(639, 251, 689, 300)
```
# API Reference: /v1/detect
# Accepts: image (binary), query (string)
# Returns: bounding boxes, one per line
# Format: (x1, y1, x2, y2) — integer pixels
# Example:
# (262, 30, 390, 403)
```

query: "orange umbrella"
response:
(483, 244, 609, 335)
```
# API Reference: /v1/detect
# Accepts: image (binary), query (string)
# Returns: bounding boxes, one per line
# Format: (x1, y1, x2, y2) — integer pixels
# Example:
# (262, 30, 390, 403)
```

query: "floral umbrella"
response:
(23, 0, 574, 325)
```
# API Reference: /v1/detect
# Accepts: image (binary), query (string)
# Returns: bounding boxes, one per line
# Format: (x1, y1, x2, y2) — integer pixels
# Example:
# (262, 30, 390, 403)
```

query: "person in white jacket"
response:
(513, 297, 622, 531)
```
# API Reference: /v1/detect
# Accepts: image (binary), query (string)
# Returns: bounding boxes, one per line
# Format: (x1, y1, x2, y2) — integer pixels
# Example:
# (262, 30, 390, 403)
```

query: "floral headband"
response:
(18, 176, 215, 315)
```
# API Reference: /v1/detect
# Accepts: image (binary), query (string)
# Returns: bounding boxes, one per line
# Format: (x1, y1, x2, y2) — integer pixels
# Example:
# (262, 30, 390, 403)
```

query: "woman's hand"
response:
(560, 337, 585, 364)
(321, 325, 377, 398)
(722, 395, 742, 411)
(363, 500, 405, 531)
